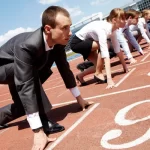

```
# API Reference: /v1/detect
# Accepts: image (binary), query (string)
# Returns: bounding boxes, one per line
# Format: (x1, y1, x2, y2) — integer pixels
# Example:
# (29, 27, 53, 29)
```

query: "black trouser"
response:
(77, 47, 116, 72)
(77, 61, 94, 72)
(0, 63, 52, 125)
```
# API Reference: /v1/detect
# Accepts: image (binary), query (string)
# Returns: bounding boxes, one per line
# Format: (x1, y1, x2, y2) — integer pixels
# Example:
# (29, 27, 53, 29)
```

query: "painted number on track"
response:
(100, 100, 150, 149)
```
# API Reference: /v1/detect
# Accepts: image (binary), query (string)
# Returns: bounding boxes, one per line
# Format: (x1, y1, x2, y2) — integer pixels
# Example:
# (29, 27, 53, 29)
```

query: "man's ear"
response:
(128, 16, 132, 20)
(112, 17, 117, 24)
(44, 25, 52, 34)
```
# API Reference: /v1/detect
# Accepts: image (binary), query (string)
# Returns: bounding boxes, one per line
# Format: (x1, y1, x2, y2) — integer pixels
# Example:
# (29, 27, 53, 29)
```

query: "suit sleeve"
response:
(52, 45, 76, 89)
(123, 28, 142, 53)
(14, 44, 40, 114)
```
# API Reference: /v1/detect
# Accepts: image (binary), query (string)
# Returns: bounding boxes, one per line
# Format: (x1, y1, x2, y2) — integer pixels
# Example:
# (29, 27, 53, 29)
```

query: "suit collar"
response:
(43, 32, 54, 51)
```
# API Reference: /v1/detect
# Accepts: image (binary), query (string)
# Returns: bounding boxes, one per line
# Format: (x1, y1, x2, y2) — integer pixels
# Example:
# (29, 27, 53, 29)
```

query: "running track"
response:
(0, 40, 150, 150)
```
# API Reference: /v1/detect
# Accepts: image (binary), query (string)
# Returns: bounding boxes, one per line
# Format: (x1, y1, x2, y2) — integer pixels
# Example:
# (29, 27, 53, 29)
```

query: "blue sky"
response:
(0, 0, 135, 46)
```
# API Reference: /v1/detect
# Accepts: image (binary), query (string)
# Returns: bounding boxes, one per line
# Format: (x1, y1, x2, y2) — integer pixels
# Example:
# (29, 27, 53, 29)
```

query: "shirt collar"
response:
(43, 32, 54, 51)
(121, 22, 129, 32)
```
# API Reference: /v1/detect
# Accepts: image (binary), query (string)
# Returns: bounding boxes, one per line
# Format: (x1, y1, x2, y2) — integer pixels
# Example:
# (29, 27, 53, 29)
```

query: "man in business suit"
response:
(0, 6, 92, 150)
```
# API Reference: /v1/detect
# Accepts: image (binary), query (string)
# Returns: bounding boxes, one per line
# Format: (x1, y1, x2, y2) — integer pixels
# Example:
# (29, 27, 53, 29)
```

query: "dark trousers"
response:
(77, 61, 94, 72)
(0, 63, 52, 125)
(77, 48, 116, 72)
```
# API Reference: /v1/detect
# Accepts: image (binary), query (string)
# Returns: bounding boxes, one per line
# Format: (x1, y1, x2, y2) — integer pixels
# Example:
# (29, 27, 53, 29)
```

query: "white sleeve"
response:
(124, 28, 142, 53)
(116, 29, 132, 59)
(97, 30, 109, 58)
(138, 20, 150, 43)
(69, 86, 80, 98)
(27, 112, 42, 129)
(110, 31, 121, 54)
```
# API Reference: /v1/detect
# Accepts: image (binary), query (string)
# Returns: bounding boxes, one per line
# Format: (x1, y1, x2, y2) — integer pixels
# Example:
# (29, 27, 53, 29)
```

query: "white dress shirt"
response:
(116, 29, 132, 59)
(116, 22, 143, 59)
(76, 20, 120, 58)
(27, 32, 80, 129)
(137, 18, 150, 43)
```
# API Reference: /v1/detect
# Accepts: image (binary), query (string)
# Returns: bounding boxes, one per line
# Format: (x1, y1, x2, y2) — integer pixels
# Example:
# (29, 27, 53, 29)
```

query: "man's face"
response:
(50, 13, 72, 45)
(129, 15, 139, 25)
(145, 13, 150, 21)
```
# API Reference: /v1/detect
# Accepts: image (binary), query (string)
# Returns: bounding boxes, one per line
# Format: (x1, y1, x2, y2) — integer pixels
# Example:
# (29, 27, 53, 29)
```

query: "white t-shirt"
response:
(129, 24, 138, 31)
(137, 18, 150, 43)
(75, 21, 120, 58)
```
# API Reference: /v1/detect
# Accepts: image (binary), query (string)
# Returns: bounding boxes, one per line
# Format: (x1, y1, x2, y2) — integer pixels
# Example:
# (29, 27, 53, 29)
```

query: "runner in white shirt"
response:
(137, 9, 150, 46)
(129, 24, 139, 36)
(130, 9, 150, 46)
(70, 8, 128, 89)
(116, 9, 144, 64)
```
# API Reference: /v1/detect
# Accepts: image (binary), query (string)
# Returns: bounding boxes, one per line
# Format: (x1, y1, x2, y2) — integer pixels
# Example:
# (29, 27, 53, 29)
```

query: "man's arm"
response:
(123, 28, 143, 53)
(14, 43, 54, 150)
(14, 44, 42, 129)
(52, 45, 93, 110)
(52, 44, 76, 88)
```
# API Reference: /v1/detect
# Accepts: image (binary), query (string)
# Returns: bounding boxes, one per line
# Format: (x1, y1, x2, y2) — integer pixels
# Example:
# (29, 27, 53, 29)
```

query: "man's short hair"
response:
(125, 9, 140, 19)
(42, 6, 70, 29)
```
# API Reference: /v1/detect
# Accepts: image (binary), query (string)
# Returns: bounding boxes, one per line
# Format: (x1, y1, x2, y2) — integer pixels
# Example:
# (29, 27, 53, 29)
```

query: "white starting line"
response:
(115, 68, 136, 87)
(47, 103, 100, 150)
(141, 52, 150, 62)
(52, 84, 150, 107)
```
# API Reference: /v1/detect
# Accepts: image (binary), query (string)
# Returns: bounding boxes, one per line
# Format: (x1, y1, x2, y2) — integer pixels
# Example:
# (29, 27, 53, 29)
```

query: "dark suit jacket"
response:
(0, 28, 76, 114)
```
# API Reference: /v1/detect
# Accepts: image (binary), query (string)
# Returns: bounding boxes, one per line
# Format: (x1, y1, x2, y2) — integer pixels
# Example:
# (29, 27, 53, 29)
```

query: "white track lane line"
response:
(0, 99, 12, 103)
(44, 84, 64, 91)
(50, 50, 150, 78)
(47, 103, 100, 150)
(52, 84, 150, 107)
(44, 60, 150, 91)
(1, 61, 150, 103)
(115, 68, 136, 87)
(57, 90, 69, 97)
(0, 93, 9, 97)
(141, 52, 150, 62)
(16, 60, 150, 90)
(1, 84, 150, 105)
